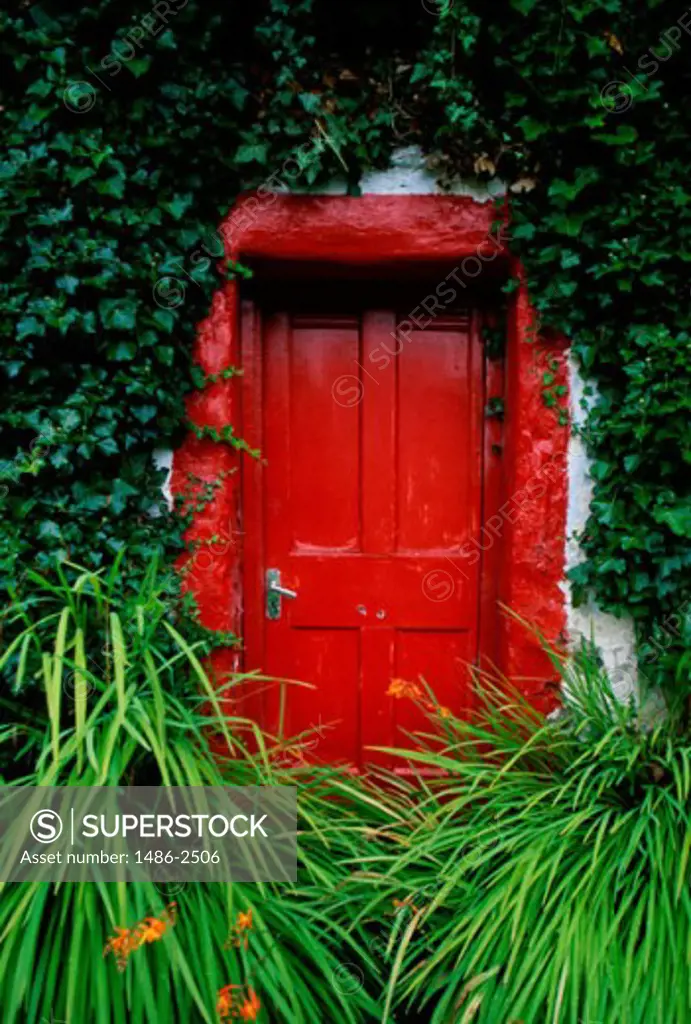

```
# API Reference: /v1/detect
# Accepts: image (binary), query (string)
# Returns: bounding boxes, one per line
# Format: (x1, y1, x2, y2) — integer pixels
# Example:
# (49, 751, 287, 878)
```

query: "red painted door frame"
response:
(172, 194, 569, 724)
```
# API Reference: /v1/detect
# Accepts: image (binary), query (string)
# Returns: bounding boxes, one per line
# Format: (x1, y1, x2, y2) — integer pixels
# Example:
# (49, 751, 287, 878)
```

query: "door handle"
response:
(266, 569, 298, 619)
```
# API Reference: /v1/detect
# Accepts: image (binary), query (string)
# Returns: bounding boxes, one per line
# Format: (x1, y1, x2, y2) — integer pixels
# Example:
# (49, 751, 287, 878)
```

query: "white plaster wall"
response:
(153, 448, 174, 514)
(291, 144, 506, 201)
(361, 145, 505, 200)
(564, 356, 638, 700)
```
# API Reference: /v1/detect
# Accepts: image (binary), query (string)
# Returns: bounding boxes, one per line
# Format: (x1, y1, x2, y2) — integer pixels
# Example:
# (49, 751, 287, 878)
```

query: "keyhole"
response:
(357, 605, 367, 616)
(376, 609, 386, 620)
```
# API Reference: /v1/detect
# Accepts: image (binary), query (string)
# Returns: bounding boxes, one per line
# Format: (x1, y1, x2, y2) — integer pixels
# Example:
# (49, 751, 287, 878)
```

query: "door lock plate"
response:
(266, 569, 298, 619)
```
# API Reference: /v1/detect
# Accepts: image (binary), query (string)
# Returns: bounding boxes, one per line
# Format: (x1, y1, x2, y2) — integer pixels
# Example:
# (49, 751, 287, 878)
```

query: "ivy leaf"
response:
(298, 92, 322, 114)
(590, 461, 611, 481)
(641, 271, 665, 287)
(152, 309, 175, 333)
(132, 405, 158, 424)
(516, 116, 548, 141)
(55, 275, 79, 295)
(552, 214, 584, 237)
(17, 317, 44, 341)
(548, 168, 599, 202)
(21, 105, 51, 128)
(38, 521, 61, 541)
(163, 194, 194, 220)
(593, 125, 639, 146)
(512, 223, 536, 240)
(66, 166, 95, 187)
(36, 201, 73, 225)
(109, 342, 137, 361)
(97, 438, 119, 456)
(155, 346, 175, 366)
(94, 175, 126, 199)
(235, 142, 269, 164)
(599, 557, 627, 574)
(126, 58, 152, 79)
(99, 300, 137, 331)
(653, 504, 691, 538)
(111, 479, 139, 513)
(61, 410, 82, 432)
(26, 79, 53, 98)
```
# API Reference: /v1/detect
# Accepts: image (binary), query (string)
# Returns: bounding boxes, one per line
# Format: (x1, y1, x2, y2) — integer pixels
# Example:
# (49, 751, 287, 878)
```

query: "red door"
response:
(242, 284, 486, 768)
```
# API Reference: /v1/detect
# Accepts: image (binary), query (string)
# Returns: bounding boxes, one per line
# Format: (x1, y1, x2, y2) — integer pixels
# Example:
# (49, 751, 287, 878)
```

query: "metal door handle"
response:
(266, 569, 297, 619)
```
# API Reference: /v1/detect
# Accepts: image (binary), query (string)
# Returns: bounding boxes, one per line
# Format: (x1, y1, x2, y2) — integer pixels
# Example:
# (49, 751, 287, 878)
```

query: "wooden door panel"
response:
(359, 627, 474, 760)
(289, 318, 361, 552)
(283, 628, 361, 763)
(396, 323, 475, 552)
(393, 628, 474, 738)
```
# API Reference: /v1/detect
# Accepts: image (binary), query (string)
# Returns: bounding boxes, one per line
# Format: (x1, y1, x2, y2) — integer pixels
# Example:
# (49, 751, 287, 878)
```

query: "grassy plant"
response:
(337, 655, 691, 1024)
(12, 563, 687, 1023)
(0, 562, 385, 1023)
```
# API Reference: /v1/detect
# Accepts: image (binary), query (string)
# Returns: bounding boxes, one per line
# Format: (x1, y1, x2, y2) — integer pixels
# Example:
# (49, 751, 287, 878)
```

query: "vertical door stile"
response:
(478, 309, 505, 674)
(238, 298, 264, 726)
(360, 310, 397, 759)
(263, 312, 293, 742)
(468, 308, 486, 678)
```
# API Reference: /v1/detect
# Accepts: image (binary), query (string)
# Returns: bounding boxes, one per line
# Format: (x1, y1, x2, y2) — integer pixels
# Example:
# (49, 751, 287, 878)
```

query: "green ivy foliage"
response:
(413, 0, 691, 694)
(1, 0, 689, 694)
(0, 0, 417, 655)
(0, 0, 403, 594)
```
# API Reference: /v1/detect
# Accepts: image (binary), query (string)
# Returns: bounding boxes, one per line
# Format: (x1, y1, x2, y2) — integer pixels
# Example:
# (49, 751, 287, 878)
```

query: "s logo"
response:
(30, 809, 63, 845)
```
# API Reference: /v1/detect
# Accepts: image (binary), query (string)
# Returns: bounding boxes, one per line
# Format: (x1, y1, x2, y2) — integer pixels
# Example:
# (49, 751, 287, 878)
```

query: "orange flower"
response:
(104, 903, 177, 970)
(217, 983, 239, 1019)
(237, 988, 261, 1021)
(103, 927, 139, 971)
(225, 908, 254, 949)
(138, 901, 176, 944)
(437, 706, 452, 719)
(387, 678, 423, 700)
(236, 909, 253, 932)
(137, 915, 168, 944)
(217, 984, 261, 1021)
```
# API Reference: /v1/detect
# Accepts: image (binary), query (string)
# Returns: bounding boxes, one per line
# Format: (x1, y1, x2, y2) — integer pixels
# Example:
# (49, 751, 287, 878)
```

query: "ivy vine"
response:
(1, 0, 689, 696)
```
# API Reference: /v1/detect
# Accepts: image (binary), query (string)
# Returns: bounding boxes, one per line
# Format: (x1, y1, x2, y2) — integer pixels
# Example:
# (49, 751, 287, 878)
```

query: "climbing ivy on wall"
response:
(410, 0, 691, 693)
(1, 0, 689, 694)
